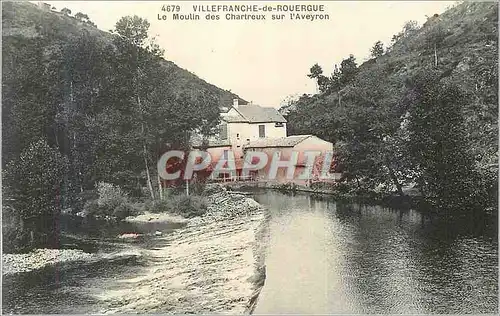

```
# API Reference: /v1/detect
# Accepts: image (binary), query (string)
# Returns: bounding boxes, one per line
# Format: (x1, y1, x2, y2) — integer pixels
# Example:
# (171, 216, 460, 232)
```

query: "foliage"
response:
(74, 12, 96, 27)
(3, 139, 69, 249)
(284, 2, 498, 212)
(83, 182, 137, 220)
(2, 206, 32, 253)
(4, 139, 68, 219)
(114, 15, 151, 47)
(2, 2, 226, 204)
(307, 63, 330, 93)
(370, 41, 384, 58)
(147, 194, 208, 218)
(405, 70, 494, 210)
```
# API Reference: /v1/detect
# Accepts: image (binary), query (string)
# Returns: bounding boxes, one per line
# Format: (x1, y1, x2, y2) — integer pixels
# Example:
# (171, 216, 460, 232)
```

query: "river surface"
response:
(2, 218, 184, 314)
(252, 191, 498, 314)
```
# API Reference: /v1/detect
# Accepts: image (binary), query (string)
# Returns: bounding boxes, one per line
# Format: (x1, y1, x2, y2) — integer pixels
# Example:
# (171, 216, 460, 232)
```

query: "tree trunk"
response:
(140, 122, 154, 200)
(143, 142, 155, 200)
(138, 88, 155, 200)
(135, 47, 155, 200)
(157, 173, 163, 200)
(434, 43, 438, 67)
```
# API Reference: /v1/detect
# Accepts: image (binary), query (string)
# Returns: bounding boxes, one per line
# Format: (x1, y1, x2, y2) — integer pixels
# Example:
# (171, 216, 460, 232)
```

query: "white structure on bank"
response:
(191, 99, 335, 184)
(219, 99, 287, 155)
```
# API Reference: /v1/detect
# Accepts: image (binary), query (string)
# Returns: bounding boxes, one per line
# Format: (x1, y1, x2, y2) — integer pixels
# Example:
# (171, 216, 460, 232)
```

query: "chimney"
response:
(233, 98, 239, 109)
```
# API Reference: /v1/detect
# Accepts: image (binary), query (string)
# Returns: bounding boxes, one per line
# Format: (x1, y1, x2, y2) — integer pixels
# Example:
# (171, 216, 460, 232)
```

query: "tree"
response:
(61, 7, 71, 15)
(426, 22, 447, 67)
(75, 12, 90, 23)
(390, 20, 420, 48)
(114, 15, 151, 47)
(339, 55, 358, 85)
(112, 16, 160, 199)
(307, 63, 323, 79)
(405, 70, 484, 210)
(112, 15, 219, 200)
(4, 139, 69, 248)
(370, 41, 384, 58)
(307, 64, 331, 93)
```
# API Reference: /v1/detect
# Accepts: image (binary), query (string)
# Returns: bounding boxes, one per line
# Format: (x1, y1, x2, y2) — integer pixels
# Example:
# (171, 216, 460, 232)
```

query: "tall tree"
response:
(405, 70, 483, 210)
(113, 15, 161, 199)
(370, 41, 384, 58)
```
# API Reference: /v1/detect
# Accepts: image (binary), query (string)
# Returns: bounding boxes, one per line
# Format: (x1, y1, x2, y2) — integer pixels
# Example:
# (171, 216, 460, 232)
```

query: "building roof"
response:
(223, 114, 248, 123)
(191, 139, 231, 148)
(244, 135, 313, 148)
(190, 132, 231, 148)
(224, 104, 287, 123)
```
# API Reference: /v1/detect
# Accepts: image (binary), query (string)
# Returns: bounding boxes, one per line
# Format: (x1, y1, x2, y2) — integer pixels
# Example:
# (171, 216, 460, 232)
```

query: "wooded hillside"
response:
(283, 1, 498, 211)
(2, 1, 246, 250)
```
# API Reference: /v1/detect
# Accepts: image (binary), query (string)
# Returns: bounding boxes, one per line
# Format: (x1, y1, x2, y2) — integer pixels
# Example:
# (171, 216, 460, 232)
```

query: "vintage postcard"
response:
(2, 0, 498, 314)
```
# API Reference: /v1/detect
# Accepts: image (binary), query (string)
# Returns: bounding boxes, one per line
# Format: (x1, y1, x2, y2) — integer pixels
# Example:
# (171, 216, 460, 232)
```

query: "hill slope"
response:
(2, 1, 247, 201)
(2, 1, 246, 106)
(283, 1, 498, 210)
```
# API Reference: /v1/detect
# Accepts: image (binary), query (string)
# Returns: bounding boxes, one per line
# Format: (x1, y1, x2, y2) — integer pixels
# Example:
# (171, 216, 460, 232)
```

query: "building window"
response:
(223, 150, 229, 160)
(236, 133, 240, 138)
(275, 122, 284, 127)
(220, 123, 228, 140)
(258, 125, 265, 138)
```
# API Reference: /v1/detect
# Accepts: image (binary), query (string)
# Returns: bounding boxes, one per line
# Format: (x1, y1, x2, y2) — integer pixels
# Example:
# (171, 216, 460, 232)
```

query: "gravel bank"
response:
(124, 211, 188, 224)
(2, 248, 96, 276)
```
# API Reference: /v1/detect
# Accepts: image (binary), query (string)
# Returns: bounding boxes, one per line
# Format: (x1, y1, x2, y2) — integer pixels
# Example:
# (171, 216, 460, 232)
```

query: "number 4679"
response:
(161, 5, 180, 12)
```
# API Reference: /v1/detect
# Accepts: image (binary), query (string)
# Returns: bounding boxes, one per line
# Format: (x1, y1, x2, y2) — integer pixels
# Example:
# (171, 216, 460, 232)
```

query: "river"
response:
(3, 190, 498, 314)
(252, 191, 498, 314)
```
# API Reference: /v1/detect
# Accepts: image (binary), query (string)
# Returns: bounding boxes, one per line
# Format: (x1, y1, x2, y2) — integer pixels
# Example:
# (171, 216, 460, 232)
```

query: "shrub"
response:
(146, 199, 171, 214)
(202, 184, 226, 196)
(146, 194, 208, 218)
(2, 206, 31, 253)
(83, 182, 137, 220)
(172, 195, 207, 218)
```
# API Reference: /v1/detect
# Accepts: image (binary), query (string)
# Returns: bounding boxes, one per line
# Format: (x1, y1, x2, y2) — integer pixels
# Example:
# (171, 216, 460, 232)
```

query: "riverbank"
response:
(92, 184, 268, 314)
(225, 181, 417, 207)
(2, 184, 269, 314)
(2, 248, 95, 275)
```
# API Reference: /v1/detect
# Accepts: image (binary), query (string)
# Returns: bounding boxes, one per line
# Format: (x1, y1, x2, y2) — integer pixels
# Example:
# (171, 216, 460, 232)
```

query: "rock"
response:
(118, 233, 141, 239)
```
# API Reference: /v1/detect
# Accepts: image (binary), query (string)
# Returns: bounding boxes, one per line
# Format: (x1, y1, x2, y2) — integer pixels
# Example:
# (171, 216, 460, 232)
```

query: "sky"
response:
(44, 1, 456, 107)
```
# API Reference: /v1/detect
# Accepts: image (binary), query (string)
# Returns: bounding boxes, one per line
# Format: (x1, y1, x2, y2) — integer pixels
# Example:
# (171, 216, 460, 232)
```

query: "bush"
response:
(146, 194, 208, 218)
(2, 206, 31, 253)
(202, 184, 226, 196)
(172, 195, 207, 218)
(146, 199, 171, 214)
(83, 182, 137, 221)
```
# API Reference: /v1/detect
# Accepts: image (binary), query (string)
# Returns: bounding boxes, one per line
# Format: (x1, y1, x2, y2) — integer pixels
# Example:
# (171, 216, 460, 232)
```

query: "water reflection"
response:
(253, 191, 498, 314)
